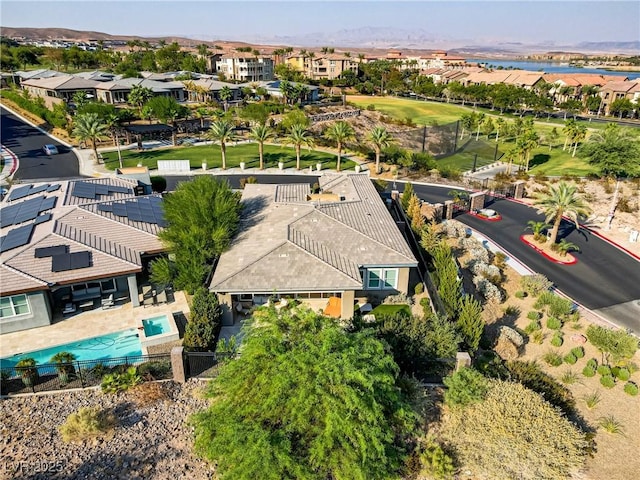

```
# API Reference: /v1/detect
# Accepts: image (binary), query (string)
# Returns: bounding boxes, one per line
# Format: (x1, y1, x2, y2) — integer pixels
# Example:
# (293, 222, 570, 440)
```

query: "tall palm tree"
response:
(324, 121, 355, 172)
(533, 182, 591, 245)
(73, 113, 108, 164)
(219, 86, 233, 112)
(285, 124, 315, 170)
(475, 112, 486, 140)
(562, 118, 576, 151)
(367, 126, 392, 174)
(104, 113, 123, 169)
(249, 124, 274, 170)
(520, 129, 540, 172)
(127, 84, 153, 116)
(207, 120, 238, 170)
(571, 124, 587, 158)
(495, 117, 506, 143)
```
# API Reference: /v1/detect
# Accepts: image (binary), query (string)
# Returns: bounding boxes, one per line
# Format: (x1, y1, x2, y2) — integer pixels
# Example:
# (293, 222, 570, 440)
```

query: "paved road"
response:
(166, 174, 640, 331)
(406, 182, 640, 331)
(0, 106, 80, 181)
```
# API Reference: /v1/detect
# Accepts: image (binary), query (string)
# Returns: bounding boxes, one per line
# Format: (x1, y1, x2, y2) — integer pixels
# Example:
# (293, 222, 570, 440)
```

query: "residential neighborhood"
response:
(1, 3, 640, 480)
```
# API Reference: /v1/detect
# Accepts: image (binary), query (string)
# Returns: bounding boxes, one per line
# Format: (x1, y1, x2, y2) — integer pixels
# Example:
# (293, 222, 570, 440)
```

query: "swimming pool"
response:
(142, 315, 171, 337)
(0, 328, 143, 369)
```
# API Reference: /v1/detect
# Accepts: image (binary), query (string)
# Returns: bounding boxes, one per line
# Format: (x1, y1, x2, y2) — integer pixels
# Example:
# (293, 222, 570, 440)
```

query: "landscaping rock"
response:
(571, 334, 588, 344)
(0, 380, 212, 480)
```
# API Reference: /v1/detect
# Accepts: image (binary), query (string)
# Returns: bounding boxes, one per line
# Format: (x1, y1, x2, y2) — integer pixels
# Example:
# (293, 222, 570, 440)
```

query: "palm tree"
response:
(219, 86, 233, 112)
(520, 129, 540, 171)
(195, 107, 210, 129)
(73, 113, 108, 164)
(249, 124, 274, 170)
(104, 113, 123, 169)
(526, 220, 550, 242)
(324, 121, 355, 172)
(533, 182, 591, 245)
(571, 124, 587, 158)
(495, 117, 506, 143)
(367, 126, 392, 174)
(207, 120, 238, 170)
(562, 119, 576, 151)
(475, 112, 486, 140)
(127, 84, 153, 116)
(285, 123, 315, 170)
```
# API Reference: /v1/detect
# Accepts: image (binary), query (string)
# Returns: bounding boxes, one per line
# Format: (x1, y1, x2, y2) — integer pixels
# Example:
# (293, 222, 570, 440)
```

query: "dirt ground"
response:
(482, 265, 640, 480)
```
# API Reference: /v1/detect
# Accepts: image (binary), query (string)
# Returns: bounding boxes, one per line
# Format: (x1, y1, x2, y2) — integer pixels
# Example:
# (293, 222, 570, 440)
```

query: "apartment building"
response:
(216, 53, 274, 81)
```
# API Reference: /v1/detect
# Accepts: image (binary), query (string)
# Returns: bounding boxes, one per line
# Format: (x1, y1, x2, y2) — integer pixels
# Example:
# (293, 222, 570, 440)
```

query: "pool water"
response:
(142, 315, 171, 337)
(0, 328, 143, 369)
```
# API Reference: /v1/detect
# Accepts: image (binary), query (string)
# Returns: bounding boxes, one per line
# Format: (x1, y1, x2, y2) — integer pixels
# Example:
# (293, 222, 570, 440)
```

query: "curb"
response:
(1, 145, 19, 181)
(519, 235, 577, 265)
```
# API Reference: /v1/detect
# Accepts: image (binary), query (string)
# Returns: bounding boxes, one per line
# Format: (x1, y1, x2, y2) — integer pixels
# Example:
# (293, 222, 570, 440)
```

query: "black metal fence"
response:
(0, 354, 172, 396)
(391, 120, 460, 157)
(184, 351, 235, 378)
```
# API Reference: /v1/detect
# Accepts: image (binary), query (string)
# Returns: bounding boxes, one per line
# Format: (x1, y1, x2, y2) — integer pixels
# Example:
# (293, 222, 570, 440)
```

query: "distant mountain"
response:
(2, 26, 638, 57)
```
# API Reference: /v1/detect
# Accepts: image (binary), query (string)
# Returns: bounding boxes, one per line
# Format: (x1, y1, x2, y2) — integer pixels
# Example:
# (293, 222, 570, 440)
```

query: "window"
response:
(100, 279, 116, 293)
(367, 269, 382, 289)
(0, 294, 30, 319)
(366, 268, 398, 290)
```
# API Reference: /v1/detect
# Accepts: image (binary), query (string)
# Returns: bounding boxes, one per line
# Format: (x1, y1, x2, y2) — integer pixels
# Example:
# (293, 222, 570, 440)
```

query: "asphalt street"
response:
(1, 106, 80, 181)
(166, 174, 640, 331)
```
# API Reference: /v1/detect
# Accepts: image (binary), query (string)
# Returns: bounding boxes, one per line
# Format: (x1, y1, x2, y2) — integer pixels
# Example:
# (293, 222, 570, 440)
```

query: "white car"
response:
(43, 144, 59, 155)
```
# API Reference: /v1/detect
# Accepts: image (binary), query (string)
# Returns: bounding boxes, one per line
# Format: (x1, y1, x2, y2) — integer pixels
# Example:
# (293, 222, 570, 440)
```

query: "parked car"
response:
(43, 144, 59, 155)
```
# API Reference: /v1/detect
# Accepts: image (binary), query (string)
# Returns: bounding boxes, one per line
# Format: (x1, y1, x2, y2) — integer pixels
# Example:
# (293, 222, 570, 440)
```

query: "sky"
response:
(1, 1, 639, 45)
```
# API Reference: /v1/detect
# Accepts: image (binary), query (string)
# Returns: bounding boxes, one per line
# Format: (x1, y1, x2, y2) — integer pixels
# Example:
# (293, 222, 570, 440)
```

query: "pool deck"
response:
(0, 291, 189, 359)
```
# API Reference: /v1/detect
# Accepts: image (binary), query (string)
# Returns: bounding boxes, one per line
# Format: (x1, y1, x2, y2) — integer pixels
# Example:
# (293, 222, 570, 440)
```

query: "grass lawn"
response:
(527, 146, 598, 176)
(102, 143, 356, 171)
(437, 138, 501, 171)
(348, 95, 470, 125)
(370, 304, 412, 317)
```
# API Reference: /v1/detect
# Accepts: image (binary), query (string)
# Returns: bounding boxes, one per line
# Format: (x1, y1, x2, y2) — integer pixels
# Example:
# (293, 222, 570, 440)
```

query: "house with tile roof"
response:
(94, 77, 185, 104)
(209, 174, 418, 324)
(0, 178, 166, 334)
(20, 75, 100, 107)
(598, 80, 640, 116)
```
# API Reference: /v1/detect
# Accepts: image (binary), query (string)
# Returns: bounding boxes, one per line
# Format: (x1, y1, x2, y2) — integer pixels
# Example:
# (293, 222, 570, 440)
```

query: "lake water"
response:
(466, 59, 640, 80)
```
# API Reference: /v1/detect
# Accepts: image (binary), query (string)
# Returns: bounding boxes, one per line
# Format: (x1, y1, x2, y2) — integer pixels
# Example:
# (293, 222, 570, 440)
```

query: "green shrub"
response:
(419, 297, 431, 316)
(598, 415, 625, 435)
(561, 370, 579, 385)
(527, 311, 542, 321)
(525, 320, 542, 334)
(519, 274, 553, 296)
(550, 333, 564, 347)
(59, 407, 117, 443)
(582, 366, 596, 377)
(600, 375, 615, 389)
(515, 290, 527, 299)
(417, 436, 455, 480)
(137, 360, 171, 379)
(101, 366, 141, 394)
(627, 362, 639, 374)
(586, 358, 598, 370)
(534, 292, 574, 318)
(597, 365, 611, 376)
(543, 351, 563, 367)
(563, 353, 577, 365)
(414, 282, 424, 295)
(582, 391, 600, 409)
(570, 347, 585, 359)
(623, 382, 638, 396)
(546, 316, 562, 330)
(531, 331, 545, 344)
(504, 305, 520, 317)
(443, 368, 489, 408)
(613, 367, 630, 381)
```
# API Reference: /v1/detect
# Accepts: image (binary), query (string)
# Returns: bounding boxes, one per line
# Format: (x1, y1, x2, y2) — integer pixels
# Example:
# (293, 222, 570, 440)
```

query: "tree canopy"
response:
(578, 123, 640, 178)
(191, 306, 417, 480)
(150, 176, 241, 293)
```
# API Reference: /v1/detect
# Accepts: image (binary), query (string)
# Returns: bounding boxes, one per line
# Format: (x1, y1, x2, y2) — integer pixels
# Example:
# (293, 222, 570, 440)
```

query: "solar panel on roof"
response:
(29, 185, 49, 196)
(0, 224, 34, 253)
(35, 244, 69, 258)
(97, 203, 113, 212)
(46, 184, 60, 193)
(51, 251, 92, 272)
(6, 185, 32, 202)
(95, 184, 110, 195)
(40, 197, 57, 210)
(34, 213, 53, 225)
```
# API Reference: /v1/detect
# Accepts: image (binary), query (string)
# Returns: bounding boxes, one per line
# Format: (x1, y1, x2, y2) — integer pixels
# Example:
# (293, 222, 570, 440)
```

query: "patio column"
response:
(128, 275, 140, 307)
(340, 290, 355, 319)
(469, 191, 486, 212)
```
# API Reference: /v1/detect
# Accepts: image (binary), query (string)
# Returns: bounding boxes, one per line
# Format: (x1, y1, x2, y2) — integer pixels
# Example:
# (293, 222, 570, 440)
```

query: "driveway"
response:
(0, 106, 80, 180)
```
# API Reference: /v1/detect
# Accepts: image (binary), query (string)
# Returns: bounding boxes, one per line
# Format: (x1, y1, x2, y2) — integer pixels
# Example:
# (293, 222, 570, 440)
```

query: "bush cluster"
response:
(624, 382, 638, 396)
(551, 332, 564, 347)
(519, 274, 553, 297)
(59, 407, 117, 443)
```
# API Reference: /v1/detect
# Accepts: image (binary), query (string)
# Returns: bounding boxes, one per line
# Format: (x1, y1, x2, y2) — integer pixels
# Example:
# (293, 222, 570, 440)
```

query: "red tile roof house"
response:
(0, 179, 166, 334)
(598, 80, 640, 116)
(209, 174, 418, 325)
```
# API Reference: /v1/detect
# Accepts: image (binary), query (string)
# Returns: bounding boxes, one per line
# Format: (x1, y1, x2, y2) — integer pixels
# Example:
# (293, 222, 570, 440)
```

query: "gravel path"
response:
(1, 380, 214, 480)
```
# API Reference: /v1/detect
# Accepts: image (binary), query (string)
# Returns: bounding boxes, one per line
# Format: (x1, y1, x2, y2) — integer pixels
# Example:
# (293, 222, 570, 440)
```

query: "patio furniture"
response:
(235, 302, 251, 316)
(324, 296, 342, 318)
(359, 303, 373, 313)
(78, 299, 95, 311)
(62, 302, 77, 315)
(101, 294, 115, 309)
(141, 285, 155, 308)
(156, 289, 167, 305)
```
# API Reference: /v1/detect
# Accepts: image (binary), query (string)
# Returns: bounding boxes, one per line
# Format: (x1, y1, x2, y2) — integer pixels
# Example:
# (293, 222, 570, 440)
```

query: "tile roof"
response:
(94, 78, 184, 92)
(1, 179, 166, 295)
(210, 174, 417, 293)
(21, 75, 100, 90)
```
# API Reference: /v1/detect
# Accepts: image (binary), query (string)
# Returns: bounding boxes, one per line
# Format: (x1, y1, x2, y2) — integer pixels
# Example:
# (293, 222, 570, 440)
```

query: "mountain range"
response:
(2, 26, 639, 56)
